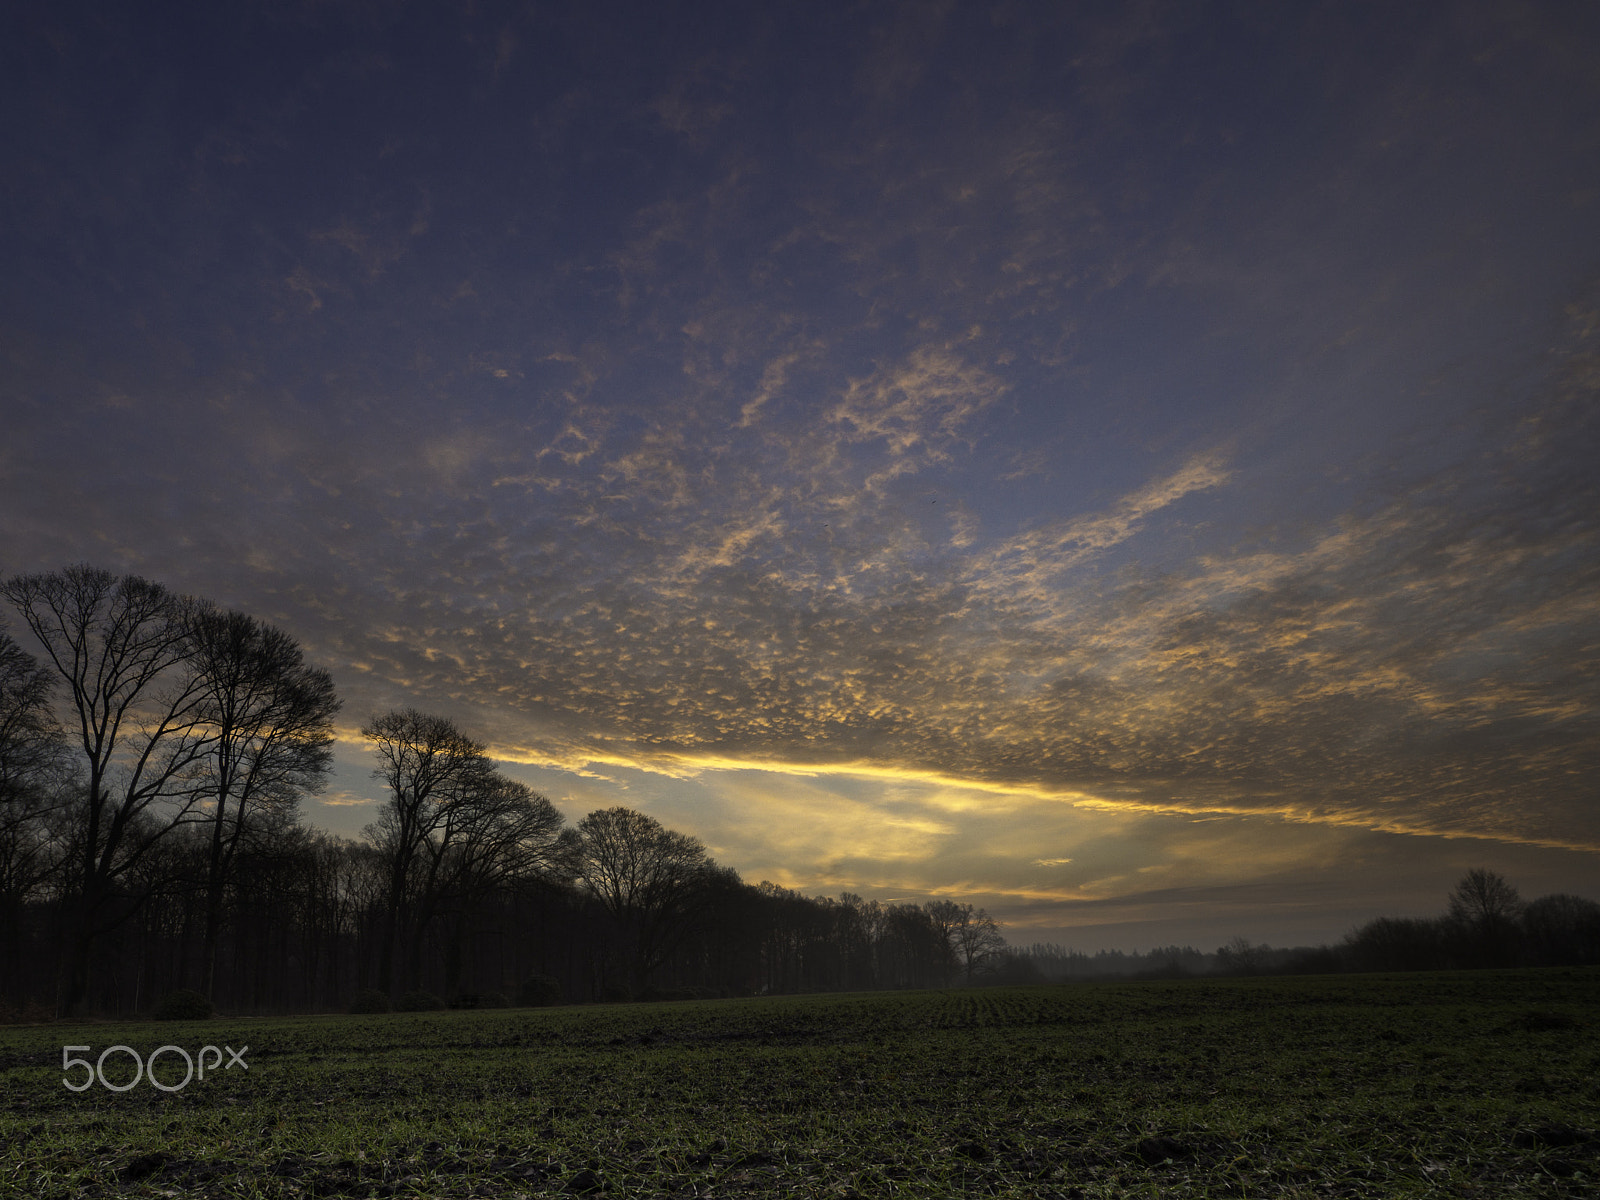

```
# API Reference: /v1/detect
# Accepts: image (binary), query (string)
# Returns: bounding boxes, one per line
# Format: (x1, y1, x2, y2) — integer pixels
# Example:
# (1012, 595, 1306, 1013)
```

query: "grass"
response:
(1, 968, 1596, 1197)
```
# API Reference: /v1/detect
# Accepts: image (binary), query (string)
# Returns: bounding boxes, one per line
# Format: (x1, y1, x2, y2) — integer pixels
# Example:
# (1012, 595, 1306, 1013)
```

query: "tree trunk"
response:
(57, 880, 106, 1017)
(443, 914, 466, 999)
(200, 787, 231, 999)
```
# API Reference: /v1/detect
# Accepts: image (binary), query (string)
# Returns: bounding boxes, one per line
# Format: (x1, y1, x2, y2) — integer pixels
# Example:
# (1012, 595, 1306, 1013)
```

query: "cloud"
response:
(830, 344, 1006, 457)
(340, 300, 1593, 858)
(967, 451, 1232, 601)
(4, 0, 1597, 942)
(10, 294, 1593, 856)
(317, 790, 378, 808)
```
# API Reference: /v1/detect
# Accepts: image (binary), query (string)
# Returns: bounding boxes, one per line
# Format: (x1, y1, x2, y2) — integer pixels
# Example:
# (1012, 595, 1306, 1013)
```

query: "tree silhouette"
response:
(0, 622, 63, 805)
(187, 606, 340, 998)
(566, 806, 727, 995)
(1447, 868, 1523, 967)
(928, 899, 1007, 984)
(0, 622, 72, 1008)
(923, 899, 965, 983)
(421, 774, 565, 998)
(1449, 868, 1522, 926)
(2, 566, 214, 1014)
(1519, 893, 1600, 967)
(362, 709, 496, 995)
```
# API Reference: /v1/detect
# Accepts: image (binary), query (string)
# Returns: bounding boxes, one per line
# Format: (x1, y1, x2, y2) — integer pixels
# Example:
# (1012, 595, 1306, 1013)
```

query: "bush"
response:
(348, 988, 392, 1014)
(450, 991, 510, 1010)
(395, 989, 446, 1012)
(153, 989, 213, 1021)
(641, 985, 720, 1002)
(0, 1000, 54, 1024)
(517, 974, 563, 1007)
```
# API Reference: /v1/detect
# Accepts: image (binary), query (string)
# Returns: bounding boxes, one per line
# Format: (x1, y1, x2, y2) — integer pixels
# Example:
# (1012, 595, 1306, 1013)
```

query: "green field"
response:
(2, 969, 1596, 1198)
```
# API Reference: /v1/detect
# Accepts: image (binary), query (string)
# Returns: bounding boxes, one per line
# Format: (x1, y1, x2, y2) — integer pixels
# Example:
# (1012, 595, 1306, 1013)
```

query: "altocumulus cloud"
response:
(275, 299, 1599, 862)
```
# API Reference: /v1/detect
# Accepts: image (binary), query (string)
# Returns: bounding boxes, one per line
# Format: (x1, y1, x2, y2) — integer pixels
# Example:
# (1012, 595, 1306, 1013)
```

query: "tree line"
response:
(0, 566, 1008, 1018)
(1336, 867, 1600, 974)
(1002, 869, 1600, 985)
(4, 567, 1595, 1019)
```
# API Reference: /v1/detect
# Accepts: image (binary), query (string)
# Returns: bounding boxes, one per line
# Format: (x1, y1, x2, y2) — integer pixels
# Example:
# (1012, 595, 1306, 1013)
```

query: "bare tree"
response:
(187, 607, 340, 998)
(0, 623, 74, 1005)
(1447, 868, 1523, 968)
(418, 774, 565, 997)
(835, 892, 880, 990)
(435, 776, 566, 901)
(566, 806, 727, 996)
(1448, 868, 1522, 927)
(927, 899, 1006, 984)
(0, 622, 65, 803)
(951, 905, 1007, 984)
(2, 566, 214, 1014)
(879, 903, 948, 989)
(362, 709, 496, 995)
(923, 899, 967, 984)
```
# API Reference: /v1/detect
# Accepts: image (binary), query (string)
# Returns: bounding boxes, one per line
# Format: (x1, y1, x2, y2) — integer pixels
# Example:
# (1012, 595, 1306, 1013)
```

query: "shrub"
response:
(517, 974, 563, 1007)
(0, 1000, 53, 1024)
(641, 985, 720, 1002)
(153, 989, 214, 1021)
(348, 988, 392, 1014)
(450, 991, 510, 1009)
(396, 989, 446, 1012)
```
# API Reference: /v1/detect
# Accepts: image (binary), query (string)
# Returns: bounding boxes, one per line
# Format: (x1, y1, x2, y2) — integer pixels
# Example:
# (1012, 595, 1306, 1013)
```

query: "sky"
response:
(2, 0, 1597, 953)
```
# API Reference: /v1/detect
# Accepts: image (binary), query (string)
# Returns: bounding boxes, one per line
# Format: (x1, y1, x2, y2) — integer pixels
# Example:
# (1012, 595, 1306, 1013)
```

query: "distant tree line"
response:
(997, 868, 1600, 984)
(1336, 867, 1600, 973)
(3, 567, 1595, 1019)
